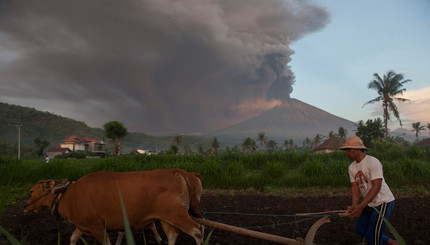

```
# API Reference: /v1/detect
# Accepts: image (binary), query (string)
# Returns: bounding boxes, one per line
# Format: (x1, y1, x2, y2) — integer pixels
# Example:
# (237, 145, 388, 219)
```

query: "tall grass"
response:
(1, 149, 429, 202)
(1, 149, 424, 245)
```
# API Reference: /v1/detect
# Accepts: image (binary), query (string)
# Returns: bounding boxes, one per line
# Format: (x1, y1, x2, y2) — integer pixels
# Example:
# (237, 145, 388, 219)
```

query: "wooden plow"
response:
(193, 210, 349, 245)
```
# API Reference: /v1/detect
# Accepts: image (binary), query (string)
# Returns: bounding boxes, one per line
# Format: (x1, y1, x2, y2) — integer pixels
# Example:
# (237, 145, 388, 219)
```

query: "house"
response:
(416, 138, 430, 148)
(61, 136, 83, 151)
(47, 147, 70, 159)
(60, 135, 106, 154)
(314, 137, 345, 153)
(131, 149, 153, 155)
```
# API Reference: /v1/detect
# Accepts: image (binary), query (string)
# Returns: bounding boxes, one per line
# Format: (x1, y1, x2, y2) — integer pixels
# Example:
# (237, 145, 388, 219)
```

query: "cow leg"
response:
(116, 222, 162, 245)
(162, 208, 203, 245)
(90, 228, 112, 245)
(70, 228, 82, 245)
(115, 232, 125, 245)
(200, 224, 205, 241)
(161, 220, 180, 245)
(177, 217, 203, 245)
(149, 221, 163, 244)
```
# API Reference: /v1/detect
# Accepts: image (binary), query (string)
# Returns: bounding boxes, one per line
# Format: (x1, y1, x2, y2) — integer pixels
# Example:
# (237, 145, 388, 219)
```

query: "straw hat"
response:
(339, 136, 368, 150)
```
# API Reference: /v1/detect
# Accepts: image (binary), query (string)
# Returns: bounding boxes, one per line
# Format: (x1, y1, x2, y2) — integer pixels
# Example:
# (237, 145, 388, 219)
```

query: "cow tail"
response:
(172, 170, 192, 207)
(189, 172, 203, 218)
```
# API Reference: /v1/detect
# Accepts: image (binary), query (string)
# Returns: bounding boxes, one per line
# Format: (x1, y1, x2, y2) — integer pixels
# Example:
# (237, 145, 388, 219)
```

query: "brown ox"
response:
(116, 169, 204, 245)
(24, 169, 203, 245)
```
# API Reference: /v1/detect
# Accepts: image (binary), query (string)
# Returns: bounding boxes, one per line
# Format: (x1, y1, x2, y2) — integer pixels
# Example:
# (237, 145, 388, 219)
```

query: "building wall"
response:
(60, 143, 84, 151)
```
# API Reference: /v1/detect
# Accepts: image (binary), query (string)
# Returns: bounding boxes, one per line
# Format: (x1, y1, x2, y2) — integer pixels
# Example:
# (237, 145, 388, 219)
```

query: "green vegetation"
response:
(104, 121, 128, 156)
(1, 146, 429, 206)
(356, 118, 385, 148)
(0, 102, 103, 147)
(0, 102, 211, 155)
(363, 70, 411, 138)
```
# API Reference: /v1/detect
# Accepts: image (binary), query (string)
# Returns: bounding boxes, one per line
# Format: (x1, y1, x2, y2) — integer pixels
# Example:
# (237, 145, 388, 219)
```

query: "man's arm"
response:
(351, 181, 360, 206)
(348, 178, 382, 218)
(361, 178, 382, 207)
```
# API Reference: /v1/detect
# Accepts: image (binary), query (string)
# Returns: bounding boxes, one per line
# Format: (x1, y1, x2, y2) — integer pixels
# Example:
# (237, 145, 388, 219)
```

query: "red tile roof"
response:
(63, 135, 80, 143)
(314, 137, 345, 151)
(80, 136, 100, 143)
(416, 138, 430, 147)
(62, 136, 102, 144)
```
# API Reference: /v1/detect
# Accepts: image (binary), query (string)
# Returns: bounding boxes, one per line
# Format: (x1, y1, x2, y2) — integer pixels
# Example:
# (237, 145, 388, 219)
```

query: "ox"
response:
(24, 169, 203, 245)
(115, 169, 204, 245)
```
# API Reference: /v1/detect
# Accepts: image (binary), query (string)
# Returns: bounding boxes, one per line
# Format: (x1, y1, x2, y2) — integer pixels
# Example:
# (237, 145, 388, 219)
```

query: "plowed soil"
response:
(1, 192, 429, 245)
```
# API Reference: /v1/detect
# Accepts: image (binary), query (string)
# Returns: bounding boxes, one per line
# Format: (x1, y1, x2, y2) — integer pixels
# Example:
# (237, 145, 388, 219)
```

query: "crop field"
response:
(1, 148, 429, 244)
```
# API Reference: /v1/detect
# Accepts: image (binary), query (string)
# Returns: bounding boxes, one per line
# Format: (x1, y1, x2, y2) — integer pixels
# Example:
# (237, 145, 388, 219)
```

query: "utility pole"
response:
(15, 124, 23, 159)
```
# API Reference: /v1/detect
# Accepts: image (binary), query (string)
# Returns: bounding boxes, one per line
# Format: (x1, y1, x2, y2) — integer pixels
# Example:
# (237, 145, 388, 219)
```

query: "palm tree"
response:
(313, 134, 326, 148)
(427, 123, 430, 135)
(257, 132, 268, 152)
(172, 135, 183, 149)
(337, 127, 348, 140)
(266, 140, 278, 153)
(209, 137, 220, 155)
(283, 139, 292, 152)
(198, 144, 205, 154)
(363, 70, 411, 138)
(241, 137, 257, 154)
(288, 139, 295, 152)
(302, 137, 311, 151)
(411, 122, 426, 141)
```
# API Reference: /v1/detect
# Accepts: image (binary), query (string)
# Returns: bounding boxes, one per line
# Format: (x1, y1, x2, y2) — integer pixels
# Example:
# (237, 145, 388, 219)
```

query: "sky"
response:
(0, 0, 429, 136)
(290, 0, 430, 131)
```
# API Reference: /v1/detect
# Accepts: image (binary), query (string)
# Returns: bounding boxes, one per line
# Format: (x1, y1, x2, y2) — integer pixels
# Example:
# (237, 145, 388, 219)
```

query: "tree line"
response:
(2, 70, 428, 158)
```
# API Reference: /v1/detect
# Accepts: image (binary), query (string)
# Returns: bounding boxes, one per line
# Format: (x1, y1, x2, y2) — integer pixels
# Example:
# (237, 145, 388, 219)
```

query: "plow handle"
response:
(193, 217, 303, 245)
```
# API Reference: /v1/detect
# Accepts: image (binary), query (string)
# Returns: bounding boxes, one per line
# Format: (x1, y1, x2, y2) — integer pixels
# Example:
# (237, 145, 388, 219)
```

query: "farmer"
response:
(340, 136, 398, 245)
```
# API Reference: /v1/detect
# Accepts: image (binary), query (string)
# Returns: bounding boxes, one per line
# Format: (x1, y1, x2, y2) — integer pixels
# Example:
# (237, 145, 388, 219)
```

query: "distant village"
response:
(46, 135, 156, 159)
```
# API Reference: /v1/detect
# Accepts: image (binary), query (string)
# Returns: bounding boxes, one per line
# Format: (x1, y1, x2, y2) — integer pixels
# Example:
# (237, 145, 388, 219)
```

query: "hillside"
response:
(2, 101, 418, 153)
(0, 102, 103, 147)
(206, 98, 357, 144)
(0, 102, 211, 152)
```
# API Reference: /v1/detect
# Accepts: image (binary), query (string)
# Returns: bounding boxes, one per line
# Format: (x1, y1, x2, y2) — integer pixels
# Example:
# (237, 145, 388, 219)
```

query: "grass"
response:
(1, 149, 429, 204)
(0, 149, 428, 243)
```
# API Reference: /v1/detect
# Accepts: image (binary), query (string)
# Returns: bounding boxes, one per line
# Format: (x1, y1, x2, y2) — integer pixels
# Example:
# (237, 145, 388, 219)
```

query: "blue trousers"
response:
(356, 201, 395, 245)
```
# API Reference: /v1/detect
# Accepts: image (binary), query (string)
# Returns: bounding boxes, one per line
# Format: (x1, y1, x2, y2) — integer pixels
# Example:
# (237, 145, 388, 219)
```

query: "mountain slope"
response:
(0, 102, 103, 147)
(206, 98, 357, 144)
(0, 102, 211, 152)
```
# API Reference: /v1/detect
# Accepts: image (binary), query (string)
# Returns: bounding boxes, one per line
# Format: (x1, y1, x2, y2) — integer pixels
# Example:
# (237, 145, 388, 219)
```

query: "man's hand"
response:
(347, 204, 365, 219)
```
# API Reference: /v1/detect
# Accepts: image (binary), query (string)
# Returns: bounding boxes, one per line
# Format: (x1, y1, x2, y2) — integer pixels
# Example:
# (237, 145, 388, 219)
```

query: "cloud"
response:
(397, 86, 430, 125)
(0, 0, 329, 134)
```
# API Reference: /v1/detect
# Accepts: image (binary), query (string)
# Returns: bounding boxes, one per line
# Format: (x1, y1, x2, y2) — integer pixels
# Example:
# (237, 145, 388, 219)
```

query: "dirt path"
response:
(1, 193, 429, 244)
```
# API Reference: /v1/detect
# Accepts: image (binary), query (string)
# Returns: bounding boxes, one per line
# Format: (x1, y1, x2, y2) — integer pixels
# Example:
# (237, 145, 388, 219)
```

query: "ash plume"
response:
(0, 0, 329, 134)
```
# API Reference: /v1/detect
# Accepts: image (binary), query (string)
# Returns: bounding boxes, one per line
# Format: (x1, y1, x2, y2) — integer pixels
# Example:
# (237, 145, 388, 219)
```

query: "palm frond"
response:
(394, 97, 410, 103)
(362, 97, 381, 107)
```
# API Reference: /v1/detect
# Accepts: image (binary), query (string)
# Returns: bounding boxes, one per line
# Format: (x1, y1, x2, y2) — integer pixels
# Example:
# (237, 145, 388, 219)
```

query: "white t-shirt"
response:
(348, 155, 395, 207)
